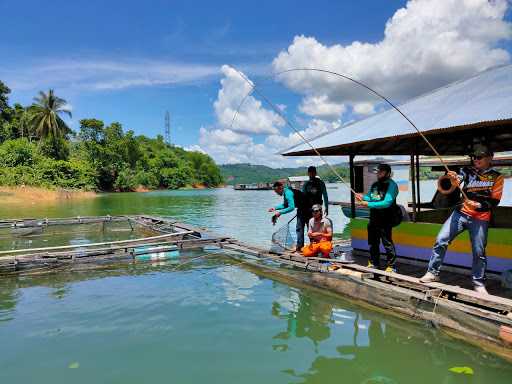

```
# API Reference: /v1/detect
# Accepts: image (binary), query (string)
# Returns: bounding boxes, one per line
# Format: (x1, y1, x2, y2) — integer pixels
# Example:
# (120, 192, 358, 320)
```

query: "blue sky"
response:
(1, 0, 511, 166)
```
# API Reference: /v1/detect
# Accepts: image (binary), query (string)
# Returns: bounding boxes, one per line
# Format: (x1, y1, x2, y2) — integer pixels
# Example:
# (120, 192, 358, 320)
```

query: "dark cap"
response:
(307, 166, 317, 173)
(372, 163, 391, 174)
(471, 144, 493, 157)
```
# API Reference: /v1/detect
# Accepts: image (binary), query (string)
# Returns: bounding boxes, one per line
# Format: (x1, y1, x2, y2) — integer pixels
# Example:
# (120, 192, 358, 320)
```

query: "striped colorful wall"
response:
(350, 218, 512, 273)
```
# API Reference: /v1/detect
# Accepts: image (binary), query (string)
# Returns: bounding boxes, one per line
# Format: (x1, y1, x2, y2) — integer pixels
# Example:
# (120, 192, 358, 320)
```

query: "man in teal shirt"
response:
(269, 181, 307, 251)
(356, 164, 399, 272)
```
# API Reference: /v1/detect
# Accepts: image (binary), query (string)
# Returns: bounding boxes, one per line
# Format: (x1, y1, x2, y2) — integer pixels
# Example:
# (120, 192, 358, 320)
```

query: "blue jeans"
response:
(428, 210, 488, 286)
(296, 212, 311, 251)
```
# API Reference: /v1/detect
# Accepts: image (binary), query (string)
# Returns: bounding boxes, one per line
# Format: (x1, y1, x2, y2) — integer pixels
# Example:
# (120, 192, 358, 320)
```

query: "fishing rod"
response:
(231, 67, 468, 200)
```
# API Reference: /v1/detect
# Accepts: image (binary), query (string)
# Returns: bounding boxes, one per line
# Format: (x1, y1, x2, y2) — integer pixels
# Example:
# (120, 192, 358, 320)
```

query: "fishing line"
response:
(231, 66, 468, 200)
(232, 68, 357, 195)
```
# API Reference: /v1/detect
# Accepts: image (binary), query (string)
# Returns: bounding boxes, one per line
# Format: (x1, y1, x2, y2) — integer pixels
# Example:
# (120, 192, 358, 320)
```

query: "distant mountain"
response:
(220, 163, 349, 185)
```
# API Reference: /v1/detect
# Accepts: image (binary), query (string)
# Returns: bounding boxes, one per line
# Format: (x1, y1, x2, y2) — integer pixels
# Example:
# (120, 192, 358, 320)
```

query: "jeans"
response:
(428, 210, 488, 286)
(296, 212, 310, 251)
(367, 223, 396, 268)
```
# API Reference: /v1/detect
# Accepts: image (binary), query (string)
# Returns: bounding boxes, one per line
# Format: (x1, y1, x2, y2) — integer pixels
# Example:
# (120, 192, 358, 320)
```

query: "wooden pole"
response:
(349, 154, 356, 218)
(410, 155, 417, 222)
(415, 153, 421, 214)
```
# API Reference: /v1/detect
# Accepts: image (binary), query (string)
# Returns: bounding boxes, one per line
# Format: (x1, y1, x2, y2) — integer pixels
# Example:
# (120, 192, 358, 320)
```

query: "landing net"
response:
(271, 214, 297, 252)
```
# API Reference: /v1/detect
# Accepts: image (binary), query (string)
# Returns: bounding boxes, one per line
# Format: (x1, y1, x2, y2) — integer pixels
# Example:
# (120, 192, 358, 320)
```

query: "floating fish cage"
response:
(0, 216, 226, 274)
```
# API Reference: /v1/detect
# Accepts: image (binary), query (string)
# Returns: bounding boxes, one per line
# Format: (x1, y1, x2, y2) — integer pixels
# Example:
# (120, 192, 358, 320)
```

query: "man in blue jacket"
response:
(269, 181, 307, 252)
(356, 164, 399, 272)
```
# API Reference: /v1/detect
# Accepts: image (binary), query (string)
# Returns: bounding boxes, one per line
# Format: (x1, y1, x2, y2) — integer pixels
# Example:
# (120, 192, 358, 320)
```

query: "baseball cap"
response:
(372, 163, 391, 174)
(471, 144, 493, 157)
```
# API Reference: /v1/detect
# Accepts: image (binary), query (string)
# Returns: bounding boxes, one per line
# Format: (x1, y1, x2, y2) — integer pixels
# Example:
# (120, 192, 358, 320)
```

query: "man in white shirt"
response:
(302, 204, 333, 258)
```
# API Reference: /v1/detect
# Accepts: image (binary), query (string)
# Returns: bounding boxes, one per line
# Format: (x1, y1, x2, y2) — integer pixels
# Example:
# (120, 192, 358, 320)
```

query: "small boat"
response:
(234, 183, 273, 190)
(330, 201, 369, 218)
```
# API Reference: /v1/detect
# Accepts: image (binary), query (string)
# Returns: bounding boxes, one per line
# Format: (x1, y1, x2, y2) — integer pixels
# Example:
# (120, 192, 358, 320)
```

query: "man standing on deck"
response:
(302, 166, 329, 215)
(355, 164, 399, 273)
(269, 181, 307, 252)
(298, 166, 329, 249)
(420, 145, 504, 295)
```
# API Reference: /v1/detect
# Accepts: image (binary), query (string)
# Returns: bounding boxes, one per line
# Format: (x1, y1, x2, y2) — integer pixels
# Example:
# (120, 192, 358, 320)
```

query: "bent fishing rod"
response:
(231, 66, 468, 200)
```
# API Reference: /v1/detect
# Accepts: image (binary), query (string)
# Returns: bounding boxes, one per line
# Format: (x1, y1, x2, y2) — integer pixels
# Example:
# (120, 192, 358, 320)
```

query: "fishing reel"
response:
(437, 174, 458, 195)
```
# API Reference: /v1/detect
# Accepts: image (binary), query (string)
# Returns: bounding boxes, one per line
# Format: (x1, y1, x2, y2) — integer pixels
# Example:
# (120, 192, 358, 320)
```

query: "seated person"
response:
(302, 204, 333, 258)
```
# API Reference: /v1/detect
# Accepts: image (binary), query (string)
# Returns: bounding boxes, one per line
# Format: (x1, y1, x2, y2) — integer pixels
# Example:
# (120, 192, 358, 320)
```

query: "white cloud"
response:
(62, 103, 73, 112)
(353, 102, 375, 116)
(213, 65, 285, 135)
(184, 144, 207, 154)
(199, 65, 347, 166)
(299, 95, 346, 120)
(0, 59, 221, 92)
(266, 118, 341, 151)
(273, 0, 512, 107)
(199, 127, 251, 146)
(197, 113, 343, 166)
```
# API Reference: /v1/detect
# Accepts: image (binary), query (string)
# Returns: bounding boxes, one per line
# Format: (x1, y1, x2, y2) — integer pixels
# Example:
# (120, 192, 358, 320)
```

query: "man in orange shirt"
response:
(420, 144, 504, 294)
(302, 204, 333, 258)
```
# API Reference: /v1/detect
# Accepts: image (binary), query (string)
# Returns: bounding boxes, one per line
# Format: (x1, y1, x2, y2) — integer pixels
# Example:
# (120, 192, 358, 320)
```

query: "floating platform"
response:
(0, 215, 511, 361)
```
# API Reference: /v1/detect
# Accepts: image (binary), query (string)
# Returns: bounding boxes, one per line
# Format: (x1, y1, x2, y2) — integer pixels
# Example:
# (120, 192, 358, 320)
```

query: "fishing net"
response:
(270, 214, 297, 252)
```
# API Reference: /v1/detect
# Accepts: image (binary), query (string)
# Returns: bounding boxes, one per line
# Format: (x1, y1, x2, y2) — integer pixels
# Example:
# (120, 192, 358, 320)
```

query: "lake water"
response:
(1, 182, 511, 383)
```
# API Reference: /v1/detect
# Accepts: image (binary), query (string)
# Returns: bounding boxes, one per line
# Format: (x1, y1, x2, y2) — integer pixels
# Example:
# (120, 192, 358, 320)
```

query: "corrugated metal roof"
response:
(282, 64, 512, 156)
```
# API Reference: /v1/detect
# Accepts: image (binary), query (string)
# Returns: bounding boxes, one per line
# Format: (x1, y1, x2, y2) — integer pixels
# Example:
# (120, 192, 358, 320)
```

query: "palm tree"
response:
(30, 89, 72, 139)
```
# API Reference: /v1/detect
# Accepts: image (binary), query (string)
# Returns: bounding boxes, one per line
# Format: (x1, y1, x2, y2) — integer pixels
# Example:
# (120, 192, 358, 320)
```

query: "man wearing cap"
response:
(420, 145, 504, 294)
(302, 166, 329, 216)
(355, 164, 399, 272)
(302, 204, 333, 258)
(269, 180, 308, 252)
(298, 166, 328, 248)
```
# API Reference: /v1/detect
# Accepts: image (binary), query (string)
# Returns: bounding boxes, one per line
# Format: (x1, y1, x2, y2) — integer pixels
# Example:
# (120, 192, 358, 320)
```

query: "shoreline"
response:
(0, 186, 97, 205)
(0, 184, 227, 204)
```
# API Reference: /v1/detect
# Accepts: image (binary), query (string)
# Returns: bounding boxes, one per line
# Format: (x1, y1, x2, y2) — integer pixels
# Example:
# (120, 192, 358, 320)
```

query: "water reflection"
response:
(0, 252, 511, 383)
(272, 286, 332, 350)
(267, 283, 512, 384)
(0, 280, 19, 323)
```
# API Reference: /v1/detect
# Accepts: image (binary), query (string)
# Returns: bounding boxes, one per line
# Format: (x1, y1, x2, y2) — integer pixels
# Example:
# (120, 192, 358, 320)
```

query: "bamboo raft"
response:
(0, 215, 511, 361)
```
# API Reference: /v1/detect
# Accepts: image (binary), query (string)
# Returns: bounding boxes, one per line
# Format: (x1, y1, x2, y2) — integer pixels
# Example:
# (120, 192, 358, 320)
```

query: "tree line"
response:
(220, 163, 350, 185)
(0, 81, 223, 191)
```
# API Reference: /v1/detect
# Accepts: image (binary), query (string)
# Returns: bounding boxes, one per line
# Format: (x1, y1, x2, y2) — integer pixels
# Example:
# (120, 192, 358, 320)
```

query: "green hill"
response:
(220, 163, 349, 185)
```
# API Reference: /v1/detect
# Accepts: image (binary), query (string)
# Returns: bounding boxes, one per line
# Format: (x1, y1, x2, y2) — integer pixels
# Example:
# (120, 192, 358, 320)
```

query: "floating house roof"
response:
(282, 65, 512, 156)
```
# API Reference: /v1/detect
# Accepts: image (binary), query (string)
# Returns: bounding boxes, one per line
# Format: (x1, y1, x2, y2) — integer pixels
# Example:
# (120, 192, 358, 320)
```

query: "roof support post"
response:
(415, 153, 421, 214)
(349, 154, 356, 218)
(410, 155, 417, 222)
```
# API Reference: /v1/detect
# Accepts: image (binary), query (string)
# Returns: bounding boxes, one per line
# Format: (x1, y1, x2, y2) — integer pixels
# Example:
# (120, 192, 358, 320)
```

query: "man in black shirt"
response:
(302, 166, 329, 214)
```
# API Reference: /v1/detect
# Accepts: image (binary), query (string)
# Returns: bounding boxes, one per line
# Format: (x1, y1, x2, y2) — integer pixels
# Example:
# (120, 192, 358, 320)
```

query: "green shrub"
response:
(0, 138, 36, 167)
(134, 171, 159, 189)
(114, 169, 137, 192)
